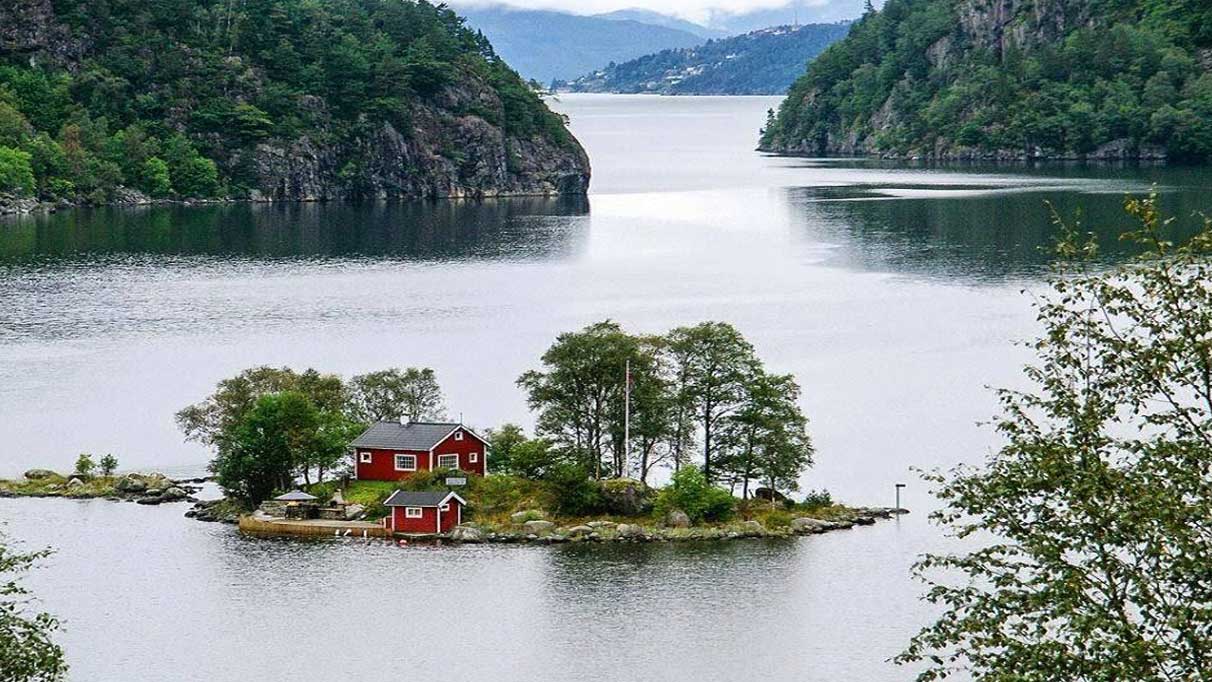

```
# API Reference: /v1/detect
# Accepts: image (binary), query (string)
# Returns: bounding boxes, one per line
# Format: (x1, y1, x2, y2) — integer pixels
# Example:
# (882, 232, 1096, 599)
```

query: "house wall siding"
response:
(353, 427, 487, 481)
(432, 429, 487, 476)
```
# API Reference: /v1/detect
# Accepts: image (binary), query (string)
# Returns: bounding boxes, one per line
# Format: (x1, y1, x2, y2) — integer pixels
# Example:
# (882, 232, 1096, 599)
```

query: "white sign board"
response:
(445, 477, 468, 487)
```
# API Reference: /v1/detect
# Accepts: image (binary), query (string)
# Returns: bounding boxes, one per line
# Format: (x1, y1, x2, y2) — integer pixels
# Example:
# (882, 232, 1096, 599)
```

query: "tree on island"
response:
(899, 196, 1212, 681)
(72, 454, 95, 478)
(0, 534, 66, 681)
(716, 371, 814, 500)
(346, 368, 446, 423)
(99, 454, 118, 478)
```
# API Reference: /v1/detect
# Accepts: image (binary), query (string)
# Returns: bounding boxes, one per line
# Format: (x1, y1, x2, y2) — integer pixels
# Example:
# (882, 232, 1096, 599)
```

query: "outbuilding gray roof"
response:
(275, 490, 318, 501)
(383, 490, 465, 507)
(350, 422, 463, 451)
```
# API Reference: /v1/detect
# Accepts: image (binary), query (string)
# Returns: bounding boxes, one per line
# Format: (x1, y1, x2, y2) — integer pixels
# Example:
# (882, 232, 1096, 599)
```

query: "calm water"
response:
(3, 94, 1212, 681)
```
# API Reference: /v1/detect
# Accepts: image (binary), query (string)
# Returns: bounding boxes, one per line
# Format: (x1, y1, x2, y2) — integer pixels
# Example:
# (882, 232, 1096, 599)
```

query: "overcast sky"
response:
(455, 0, 854, 23)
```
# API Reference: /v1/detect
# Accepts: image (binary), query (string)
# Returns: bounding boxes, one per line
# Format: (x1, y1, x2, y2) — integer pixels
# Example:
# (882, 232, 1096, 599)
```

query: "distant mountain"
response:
(455, 6, 704, 83)
(560, 23, 851, 96)
(705, 0, 879, 35)
(594, 9, 725, 39)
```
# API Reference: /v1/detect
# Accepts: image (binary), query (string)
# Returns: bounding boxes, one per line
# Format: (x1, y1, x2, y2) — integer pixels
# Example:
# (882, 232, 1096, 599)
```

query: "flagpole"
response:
(624, 359, 631, 478)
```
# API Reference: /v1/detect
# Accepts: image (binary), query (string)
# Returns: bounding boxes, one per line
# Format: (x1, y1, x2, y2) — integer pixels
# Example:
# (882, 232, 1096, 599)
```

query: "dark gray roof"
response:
(383, 490, 464, 507)
(350, 422, 462, 451)
(275, 490, 318, 501)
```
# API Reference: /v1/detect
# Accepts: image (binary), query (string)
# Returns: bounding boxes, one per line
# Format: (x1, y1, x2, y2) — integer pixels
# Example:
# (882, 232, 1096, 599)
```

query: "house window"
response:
(405, 507, 423, 518)
(394, 454, 417, 471)
(469, 452, 478, 463)
(438, 454, 459, 469)
(359, 451, 372, 463)
(455, 431, 464, 441)
(439, 503, 450, 512)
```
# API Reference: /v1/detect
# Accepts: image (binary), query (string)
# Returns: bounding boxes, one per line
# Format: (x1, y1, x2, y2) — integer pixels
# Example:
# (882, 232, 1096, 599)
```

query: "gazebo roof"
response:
(275, 490, 318, 502)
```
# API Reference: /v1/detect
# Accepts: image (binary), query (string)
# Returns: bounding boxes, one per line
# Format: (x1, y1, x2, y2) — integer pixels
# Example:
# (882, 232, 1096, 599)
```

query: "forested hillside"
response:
(561, 23, 851, 96)
(0, 0, 589, 208)
(759, 0, 1212, 162)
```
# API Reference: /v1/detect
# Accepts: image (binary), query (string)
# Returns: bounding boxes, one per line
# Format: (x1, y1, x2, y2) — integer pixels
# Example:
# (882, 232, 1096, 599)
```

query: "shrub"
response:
(73, 453, 96, 477)
(99, 454, 119, 477)
(654, 467, 736, 523)
(0, 145, 35, 196)
(141, 156, 172, 197)
(801, 489, 833, 510)
(543, 464, 604, 516)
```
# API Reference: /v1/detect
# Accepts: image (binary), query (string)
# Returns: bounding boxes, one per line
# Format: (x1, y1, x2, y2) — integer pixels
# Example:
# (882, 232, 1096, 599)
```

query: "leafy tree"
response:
(140, 157, 172, 197)
(666, 322, 759, 482)
(717, 371, 814, 500)
(211, 391, 319, 504)
(99, 454, 119, 478)
(485, 423, 526, 474)
(0, 146, 35, 196)
(543, 463, 604, 516)
(653, 466, 735, 523)
(72, 454, 95, 477)
(518, 321, 653, 478)
(0, 535, 66, 681)
(346, 368, 445, 424)
(176, 366, 345, 448)
(898, 195, 1212, 681)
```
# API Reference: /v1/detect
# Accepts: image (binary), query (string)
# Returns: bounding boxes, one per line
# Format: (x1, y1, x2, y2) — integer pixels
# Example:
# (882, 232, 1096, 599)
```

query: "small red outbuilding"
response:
(383, 490, 467, 534)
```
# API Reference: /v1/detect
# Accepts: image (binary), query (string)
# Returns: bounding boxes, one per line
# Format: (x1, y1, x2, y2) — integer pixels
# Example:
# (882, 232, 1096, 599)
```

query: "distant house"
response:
(351, 421, 488, 481)
(383, 490, 467, 534)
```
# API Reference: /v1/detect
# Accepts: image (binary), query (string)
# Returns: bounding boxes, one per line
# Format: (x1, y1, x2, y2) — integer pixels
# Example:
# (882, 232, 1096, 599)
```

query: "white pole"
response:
(624, 359, 631, 478)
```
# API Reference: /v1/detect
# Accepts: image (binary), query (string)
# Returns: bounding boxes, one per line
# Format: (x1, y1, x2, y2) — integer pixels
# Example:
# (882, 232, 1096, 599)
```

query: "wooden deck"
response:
(239, 513, 390, 538)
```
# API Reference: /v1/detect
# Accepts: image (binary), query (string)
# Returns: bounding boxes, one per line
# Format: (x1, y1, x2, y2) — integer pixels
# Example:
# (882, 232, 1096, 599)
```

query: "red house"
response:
(384, 490, 467, 534)
(351, 421, 488, 481)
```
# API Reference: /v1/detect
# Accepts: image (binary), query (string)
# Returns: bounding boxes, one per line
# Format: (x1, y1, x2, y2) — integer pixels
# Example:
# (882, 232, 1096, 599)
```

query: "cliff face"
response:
(760, 0, 1212, 163)
(0, 0, 589, 205)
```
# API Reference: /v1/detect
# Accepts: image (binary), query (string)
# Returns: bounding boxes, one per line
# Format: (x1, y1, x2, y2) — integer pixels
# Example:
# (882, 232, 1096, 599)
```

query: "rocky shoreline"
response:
(759, 138, 1170, 164)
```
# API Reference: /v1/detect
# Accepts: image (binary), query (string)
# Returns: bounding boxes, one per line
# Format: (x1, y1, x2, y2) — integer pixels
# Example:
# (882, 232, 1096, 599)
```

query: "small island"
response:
(3, 320, 907, 546)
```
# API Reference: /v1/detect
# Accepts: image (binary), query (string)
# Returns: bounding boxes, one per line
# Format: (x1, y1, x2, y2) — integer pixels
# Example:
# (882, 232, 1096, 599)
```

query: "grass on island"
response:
(306, 471, 861, 535)
(0, 473, 121, 498)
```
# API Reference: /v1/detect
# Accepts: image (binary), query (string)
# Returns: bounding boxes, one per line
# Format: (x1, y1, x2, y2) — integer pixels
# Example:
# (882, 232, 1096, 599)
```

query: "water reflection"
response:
(787, 179, 1212, 282)
(0, 196, 590, 263)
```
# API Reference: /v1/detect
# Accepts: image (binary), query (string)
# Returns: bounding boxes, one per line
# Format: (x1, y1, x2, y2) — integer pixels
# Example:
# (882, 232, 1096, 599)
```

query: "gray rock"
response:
(0, 488, 15, 498)
(161, 487, 188, 501)
(566, 525, 593, 537)
(587, 520, 616, 529)
(115, 476, 147, 493)
(522, 519, 555, 535)
(67, 477, 85, 488)
(450, 525, 485, 543)
(23, 469, 57, 480)
(616, 523, 645, 539)
(739, 520, 765, 536)
(598, 478, 653, 516)
(854, 515, 876, 526)
(511, 510, 543, 524)
(665, 510, 691, 528)
(790, 517, 830, 534)
(135, 495, 163, 505)
(344, 503, 365, 520)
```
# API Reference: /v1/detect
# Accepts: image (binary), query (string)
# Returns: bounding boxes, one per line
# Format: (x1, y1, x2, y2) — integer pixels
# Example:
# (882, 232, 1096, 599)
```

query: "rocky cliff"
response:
(0, 0, 589, 207)
(759, 0, 1212, 163)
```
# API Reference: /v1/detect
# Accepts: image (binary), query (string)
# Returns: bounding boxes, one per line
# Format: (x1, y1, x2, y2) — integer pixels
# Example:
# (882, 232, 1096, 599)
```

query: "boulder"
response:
(0, 488, 15, 498)
(587, 520, 616, 529)
(739, 520, 765, 536)
(450, 525, 485, 543)
(854, 515, 876, 526)
(790, 517, 830, 534)
(23, 469, 57, 480)
(510, 510, 543, 524)
(566, 525, 593, 537)
(522, 520, 555, 535)
(752, 487, 788, 503)
(67, 477, 85, 488)
(664, 510, 691, 528)
(161, 487, 188, 501)
(115, 475, 147, 493)
(616, 523, 645, 539)
(598, 478, 654, 516)
(344, 504, 365, 520)
(135, 495, 163, 505)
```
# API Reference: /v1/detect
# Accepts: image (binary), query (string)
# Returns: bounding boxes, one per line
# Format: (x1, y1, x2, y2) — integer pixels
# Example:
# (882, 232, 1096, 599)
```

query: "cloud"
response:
(452, 0, 841, 23)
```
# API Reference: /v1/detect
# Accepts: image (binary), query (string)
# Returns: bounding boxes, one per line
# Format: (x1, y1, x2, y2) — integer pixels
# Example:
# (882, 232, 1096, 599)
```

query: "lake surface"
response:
(3, 94, 1212, 681)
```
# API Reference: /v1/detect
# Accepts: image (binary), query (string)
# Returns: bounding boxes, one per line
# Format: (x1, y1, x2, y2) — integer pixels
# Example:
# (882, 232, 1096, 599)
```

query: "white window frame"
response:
(438, 454, 459, 469)
(405, 507, 423, 518)
(469, 452, 478, 463)
(394, 454, 417, 471)
(359, 451, 372, 463)
(439, 503, 450, 512)
(455, 431, 464, 441)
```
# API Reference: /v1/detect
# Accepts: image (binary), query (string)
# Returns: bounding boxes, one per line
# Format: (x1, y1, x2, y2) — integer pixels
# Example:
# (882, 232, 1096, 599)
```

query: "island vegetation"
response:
(559, 23, 851, 96)
(760, 0, 1212, 162)
(0, 0, 586, 210)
